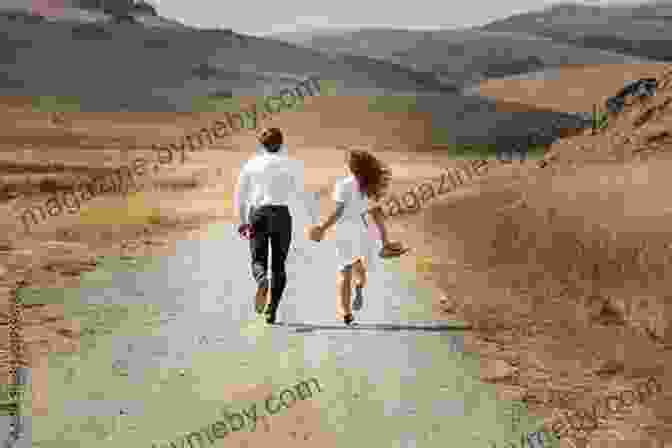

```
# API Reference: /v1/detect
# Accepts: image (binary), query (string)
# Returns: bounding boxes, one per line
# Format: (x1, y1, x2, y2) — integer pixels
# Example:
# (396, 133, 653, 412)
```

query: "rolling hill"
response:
(269, 27, 652, 87)
(0, 7, 457, 112)
(0, 2, 616, 153)
(479, 1, 672, 62)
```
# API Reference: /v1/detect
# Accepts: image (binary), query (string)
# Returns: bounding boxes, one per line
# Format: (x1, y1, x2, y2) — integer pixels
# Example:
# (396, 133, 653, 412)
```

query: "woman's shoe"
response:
(379, 241, 410, 259)
(352, 285, 364, 311)
(343, 314, 355, 325)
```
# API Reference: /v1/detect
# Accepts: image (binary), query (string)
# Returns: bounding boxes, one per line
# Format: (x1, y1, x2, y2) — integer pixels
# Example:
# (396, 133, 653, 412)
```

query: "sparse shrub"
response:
(0, 71, 25, 89)
(208, 89, 233, 99)
(112, 14, 136, 24)
(144, 38, 170, 49)
(151, 176, 202, 192)
(592, 103, 609, 131)
(38, 177, 61, 193)
(71, 23, 114, 40)
(133, 1, 157, 16)
(76, 0, 104, 10)
(147, 208, 163, 225)
(102, 0, 133, 16)
(23, 12, 45, 24)
(1, 10, 45, 24)
(192, 63, 216, 80)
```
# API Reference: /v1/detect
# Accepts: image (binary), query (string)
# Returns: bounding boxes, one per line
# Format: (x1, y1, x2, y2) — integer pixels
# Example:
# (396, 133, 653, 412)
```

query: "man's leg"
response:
(249, 207, 270, 313)
(266, 207, 292, 323)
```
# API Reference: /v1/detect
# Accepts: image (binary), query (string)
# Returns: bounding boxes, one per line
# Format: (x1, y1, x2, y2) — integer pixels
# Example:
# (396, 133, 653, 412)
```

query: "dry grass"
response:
(473, 63, 669, 114)
(436, 66, 672, 350)
(2, 75, 672, 444)
(149, 170, 208, 192)
(423, 161, 672, 345)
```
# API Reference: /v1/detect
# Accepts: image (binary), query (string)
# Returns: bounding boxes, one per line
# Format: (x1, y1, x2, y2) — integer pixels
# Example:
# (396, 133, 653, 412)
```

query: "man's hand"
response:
(238, 223, 255, 240)
(306, 224, 325, 242)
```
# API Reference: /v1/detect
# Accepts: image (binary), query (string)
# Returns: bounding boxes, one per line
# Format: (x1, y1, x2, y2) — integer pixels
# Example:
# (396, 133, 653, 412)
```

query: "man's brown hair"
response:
(258, 127, 283, 153)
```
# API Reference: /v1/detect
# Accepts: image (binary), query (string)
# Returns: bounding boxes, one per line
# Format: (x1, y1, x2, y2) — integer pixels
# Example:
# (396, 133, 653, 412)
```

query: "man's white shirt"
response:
(235, 144, 308, 225)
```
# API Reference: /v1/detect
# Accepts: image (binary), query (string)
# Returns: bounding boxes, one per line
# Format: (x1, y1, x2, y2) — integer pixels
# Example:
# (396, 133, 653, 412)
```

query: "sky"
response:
(147, 0, 647, 36)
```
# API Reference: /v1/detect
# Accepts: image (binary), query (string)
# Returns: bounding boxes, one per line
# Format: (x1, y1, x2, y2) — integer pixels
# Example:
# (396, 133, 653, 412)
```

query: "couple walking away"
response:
(234, 128, 409, 325)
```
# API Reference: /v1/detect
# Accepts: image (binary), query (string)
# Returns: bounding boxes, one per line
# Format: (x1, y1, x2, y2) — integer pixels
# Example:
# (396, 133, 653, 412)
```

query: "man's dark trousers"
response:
(249, 205, 292, 315)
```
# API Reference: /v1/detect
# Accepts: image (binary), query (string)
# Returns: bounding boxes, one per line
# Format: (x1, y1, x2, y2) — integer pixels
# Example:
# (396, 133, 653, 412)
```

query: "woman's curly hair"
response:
(346, 149, 392, 201)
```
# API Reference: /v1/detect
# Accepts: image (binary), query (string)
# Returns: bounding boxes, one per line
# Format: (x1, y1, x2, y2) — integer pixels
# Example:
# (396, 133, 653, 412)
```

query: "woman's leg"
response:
(352, 258, 367, 288)
(337, 265, 353, 318)
(351, 258, 367, 311)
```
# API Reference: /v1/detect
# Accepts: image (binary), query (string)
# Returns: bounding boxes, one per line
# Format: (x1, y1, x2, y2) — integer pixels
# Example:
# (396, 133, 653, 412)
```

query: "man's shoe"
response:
(265, 298, 278, 324)
(265, 310, 277, 325)
(255, 279, 269, 314)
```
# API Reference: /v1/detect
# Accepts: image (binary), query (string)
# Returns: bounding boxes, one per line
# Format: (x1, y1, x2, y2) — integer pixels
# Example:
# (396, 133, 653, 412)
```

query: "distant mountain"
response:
(631, 0, 672, 18)
(268, 27, 651, 87)
(479, 1, 672, 61)
(0, 3, 606, 161)
(0, 6, 459, 111)
(268, 27, 363, 44)
(2, 0, 154, 17)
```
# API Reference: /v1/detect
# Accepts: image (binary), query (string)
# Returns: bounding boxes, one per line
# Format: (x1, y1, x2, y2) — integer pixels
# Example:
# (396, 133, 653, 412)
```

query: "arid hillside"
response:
(269, 27, 651, 87)
(390, 62, 672, 447)
(470, 63, 668, 114)
(1, 61, 672, 446)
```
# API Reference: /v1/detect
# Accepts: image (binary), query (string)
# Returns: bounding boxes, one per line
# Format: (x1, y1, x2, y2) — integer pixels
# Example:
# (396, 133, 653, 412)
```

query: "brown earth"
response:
(474, 63, 669, 114)
(2, 63, 672, 447)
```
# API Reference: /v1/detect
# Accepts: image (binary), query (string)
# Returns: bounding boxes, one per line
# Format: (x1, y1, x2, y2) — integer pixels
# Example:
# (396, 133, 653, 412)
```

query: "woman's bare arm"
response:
(318, 202, 346, 233)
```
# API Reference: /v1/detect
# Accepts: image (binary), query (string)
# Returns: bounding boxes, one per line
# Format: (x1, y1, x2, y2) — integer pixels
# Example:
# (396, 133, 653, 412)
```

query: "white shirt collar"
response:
(256, 144, 288, 156)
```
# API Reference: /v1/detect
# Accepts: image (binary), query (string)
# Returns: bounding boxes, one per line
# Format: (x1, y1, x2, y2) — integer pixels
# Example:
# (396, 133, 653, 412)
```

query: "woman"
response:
(307, 149, 408, 325)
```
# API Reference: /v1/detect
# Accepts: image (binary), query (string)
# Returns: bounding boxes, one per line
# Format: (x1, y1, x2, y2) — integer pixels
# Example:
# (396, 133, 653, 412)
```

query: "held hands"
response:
(306, 224, 325, 242)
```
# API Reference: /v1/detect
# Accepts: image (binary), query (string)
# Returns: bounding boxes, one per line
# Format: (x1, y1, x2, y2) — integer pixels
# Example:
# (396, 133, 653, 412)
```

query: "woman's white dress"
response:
(332, 176, 376, 270)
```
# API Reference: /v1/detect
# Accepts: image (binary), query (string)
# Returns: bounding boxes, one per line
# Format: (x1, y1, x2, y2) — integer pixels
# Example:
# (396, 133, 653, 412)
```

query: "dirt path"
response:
(2, 81, 672, 446)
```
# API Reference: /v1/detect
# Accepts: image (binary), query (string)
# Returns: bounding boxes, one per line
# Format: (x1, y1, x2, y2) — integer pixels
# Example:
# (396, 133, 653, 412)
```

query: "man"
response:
(235, 128, 308, 324)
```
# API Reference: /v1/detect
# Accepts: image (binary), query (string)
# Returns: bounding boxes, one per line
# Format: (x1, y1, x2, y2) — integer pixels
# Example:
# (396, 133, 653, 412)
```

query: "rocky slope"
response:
(541, 66, 672, 168)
